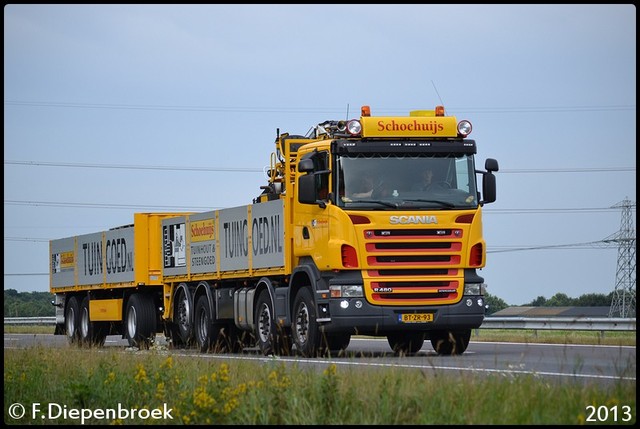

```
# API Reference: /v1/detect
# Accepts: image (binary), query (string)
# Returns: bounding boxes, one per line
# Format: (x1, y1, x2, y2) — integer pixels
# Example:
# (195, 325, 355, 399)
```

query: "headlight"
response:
(463, 283, 486, 296)
(330, 284, 363, 298)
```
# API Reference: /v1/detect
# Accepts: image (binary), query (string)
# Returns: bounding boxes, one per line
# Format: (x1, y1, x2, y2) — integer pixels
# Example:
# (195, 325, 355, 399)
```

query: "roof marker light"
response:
(346, 120, 362, 136)
(435, 105, 445, 116)
(457, 120, 472, 137)
(361, 105, 371, 117)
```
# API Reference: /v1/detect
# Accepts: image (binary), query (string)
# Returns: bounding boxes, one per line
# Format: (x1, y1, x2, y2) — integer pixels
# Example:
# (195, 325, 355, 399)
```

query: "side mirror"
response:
(485, 158, 499, 173)
(299, 174, 317, 204)
(481, 172, 496, 204)
(298, 158, 314, 173)
(298, 173, 328, 208)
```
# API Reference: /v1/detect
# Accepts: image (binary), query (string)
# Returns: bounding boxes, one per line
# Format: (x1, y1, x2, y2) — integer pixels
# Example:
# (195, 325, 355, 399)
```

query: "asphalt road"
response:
(5, 333, 636, 386)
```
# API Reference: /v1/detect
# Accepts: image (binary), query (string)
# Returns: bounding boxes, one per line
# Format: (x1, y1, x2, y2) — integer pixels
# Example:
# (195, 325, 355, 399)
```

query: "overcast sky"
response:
(4, 4, 636, 305)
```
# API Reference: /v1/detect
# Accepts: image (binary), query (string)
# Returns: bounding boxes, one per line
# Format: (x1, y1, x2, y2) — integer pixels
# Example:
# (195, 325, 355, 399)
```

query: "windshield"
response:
(336, 154, 478, 210)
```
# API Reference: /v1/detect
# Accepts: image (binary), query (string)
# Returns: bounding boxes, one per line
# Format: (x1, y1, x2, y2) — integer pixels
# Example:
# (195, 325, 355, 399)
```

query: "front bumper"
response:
(317, 295, 485, 336)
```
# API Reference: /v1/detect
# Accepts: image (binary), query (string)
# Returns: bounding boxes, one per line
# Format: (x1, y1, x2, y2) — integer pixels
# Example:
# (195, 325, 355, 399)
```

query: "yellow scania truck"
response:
(50, 105, 499, 357)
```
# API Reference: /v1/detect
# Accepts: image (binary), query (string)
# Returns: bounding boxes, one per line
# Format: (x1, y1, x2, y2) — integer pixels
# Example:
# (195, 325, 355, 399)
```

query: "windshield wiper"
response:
(349, 199, 398, 208)
(402, 199, 455, 208)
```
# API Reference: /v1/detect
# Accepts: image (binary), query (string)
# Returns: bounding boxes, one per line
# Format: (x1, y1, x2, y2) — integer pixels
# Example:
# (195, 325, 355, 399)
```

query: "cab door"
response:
(294, 150, 331, 268)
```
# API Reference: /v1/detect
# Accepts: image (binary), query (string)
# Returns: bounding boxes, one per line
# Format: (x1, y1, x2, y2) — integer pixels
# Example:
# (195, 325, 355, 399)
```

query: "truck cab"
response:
(272, 106, 498, 355)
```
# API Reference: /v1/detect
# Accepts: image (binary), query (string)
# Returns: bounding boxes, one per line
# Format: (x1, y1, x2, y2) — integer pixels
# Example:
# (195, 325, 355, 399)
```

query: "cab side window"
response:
(313, 151, 330, 200)
(298, 150, 330, 204)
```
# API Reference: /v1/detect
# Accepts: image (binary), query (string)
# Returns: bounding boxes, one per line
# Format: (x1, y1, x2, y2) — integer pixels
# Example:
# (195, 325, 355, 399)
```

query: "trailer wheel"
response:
(65, 296, 81, 345)
(79, 296, 107, 347)
(387, 332, 425, 355)
(125, 294, 157, 349)
(194, 294, 221, 353)
(430, 329, 471, 355)
(254, 289, 291, 356)
(292, 287, 322, 357)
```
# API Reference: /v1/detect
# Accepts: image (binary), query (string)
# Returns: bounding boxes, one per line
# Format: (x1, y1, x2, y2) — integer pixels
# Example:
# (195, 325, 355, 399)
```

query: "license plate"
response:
(399, 313, 434, 323)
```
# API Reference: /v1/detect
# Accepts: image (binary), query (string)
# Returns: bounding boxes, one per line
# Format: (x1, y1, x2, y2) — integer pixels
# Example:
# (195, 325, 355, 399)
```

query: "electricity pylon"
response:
(605, 198, 636, 317)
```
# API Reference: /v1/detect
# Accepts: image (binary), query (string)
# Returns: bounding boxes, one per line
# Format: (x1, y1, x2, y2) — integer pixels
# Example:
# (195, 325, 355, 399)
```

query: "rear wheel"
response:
(194, 294, 221, 353)
(65, 296, 81, 345)
(430, 329, 471, 355)
(125, 294, 157, 349)
(254, 289, 291, 356)
(173, 286, 193, 345)
(79, 296, 107, 347)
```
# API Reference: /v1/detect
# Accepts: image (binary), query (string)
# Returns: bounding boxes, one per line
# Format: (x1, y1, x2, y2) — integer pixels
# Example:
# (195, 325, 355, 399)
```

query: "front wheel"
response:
(292, 287, 322, 357)
(430, 329, 471, 355)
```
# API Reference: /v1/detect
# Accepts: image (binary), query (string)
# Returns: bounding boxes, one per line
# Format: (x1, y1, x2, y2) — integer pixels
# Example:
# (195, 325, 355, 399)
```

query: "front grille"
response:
(362, 227, 465, 306)
(372, 268, 452, 276)
(369, 255, 459, 265)
(371, 229, 452, 237)
(371, 241, 454, 250)
(373, 292, 455, 302)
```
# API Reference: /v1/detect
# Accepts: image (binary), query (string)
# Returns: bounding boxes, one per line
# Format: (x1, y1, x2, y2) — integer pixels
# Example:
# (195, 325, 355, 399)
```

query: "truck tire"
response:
(292, 287, 322, 357)
(65, 296, 81, 345)
(125, 294, 157, 349)
(194, 294, 221, 353)
(430, 329, 471, 355)
(254, 289, 277, 355)
(173, 287, 193, 345)
(79, 296, 107, 347)
(387, 332, 425, 355)
(254, 289, 291, 356)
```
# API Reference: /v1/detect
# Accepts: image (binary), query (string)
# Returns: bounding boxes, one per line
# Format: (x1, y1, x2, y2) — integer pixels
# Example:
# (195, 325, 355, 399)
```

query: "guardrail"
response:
(4, 317, 56, 325)
(4, 316, 637, 331)
(481, 316, 636, 331)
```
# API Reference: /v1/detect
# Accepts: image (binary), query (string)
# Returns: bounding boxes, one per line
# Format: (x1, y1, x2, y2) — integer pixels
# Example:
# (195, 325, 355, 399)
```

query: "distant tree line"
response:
(4, 289, 56, 317)
(484, 292, 613, 315)
(3, 289, 614, 318)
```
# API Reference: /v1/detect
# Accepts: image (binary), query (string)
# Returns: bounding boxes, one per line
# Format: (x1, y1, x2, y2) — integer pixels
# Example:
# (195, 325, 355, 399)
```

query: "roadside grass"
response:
(471, 328, 636, 346)
(4, 325, 55, 334)
(4, 345, 636, 425)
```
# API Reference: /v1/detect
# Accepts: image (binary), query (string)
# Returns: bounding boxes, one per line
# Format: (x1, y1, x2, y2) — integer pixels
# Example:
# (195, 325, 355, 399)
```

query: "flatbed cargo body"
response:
(161, 199, 288, 282)
(50, 213, 185, 291)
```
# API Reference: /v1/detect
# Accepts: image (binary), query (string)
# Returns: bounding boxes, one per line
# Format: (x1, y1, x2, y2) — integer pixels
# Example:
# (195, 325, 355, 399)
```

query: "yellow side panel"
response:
(89, 298, 123, 321)
(134, 213, 193, 286)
